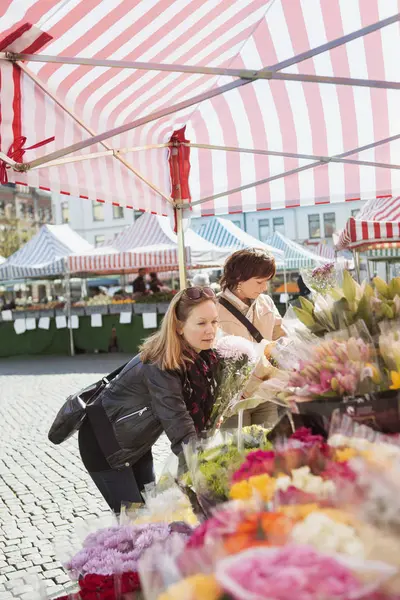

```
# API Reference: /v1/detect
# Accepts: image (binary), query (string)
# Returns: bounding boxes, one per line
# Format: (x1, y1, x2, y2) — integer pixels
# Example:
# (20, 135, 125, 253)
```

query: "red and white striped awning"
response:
(336, 196, 400, 251)
(1, 2, 400, 217)
(68, 212, 228, 273)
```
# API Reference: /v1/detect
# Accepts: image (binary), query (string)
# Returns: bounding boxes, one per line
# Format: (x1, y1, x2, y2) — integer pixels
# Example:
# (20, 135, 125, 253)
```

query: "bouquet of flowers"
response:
(301, 262, 337, 295)
(181, 427, 271, 515)
(292, 272, 400, 338)
(208, 336, 257, 429)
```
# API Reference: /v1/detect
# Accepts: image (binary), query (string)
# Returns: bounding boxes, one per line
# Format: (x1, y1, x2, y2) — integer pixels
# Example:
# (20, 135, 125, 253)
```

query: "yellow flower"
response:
(366, 363, 381, 384)
(230, 480, 253, 501)
(230, 474, 276, 501)
(280, 503, 320, 520)
(390, 371, 400, 390)
(335, 447, 357, 462)
(157, 574, 221, 600)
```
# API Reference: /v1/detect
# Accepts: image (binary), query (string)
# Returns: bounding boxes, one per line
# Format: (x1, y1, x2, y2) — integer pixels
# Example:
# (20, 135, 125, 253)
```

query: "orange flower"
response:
(223, 512, 293, 555)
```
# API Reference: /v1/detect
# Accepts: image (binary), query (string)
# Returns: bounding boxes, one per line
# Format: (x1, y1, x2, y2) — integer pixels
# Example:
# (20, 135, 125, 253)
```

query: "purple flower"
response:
(64, 523, 189, 578)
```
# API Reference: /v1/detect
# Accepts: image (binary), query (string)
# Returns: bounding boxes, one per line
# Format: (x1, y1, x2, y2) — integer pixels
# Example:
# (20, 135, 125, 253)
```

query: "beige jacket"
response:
(217, 289, 284, 342)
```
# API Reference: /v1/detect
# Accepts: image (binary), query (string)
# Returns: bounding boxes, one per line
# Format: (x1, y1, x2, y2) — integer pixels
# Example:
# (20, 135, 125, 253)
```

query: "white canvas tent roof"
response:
(0, 224, 93, 280)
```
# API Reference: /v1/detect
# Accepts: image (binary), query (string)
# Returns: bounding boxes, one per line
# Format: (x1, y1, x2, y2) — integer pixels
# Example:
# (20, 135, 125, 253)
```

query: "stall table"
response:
(0, 314, 162, 358)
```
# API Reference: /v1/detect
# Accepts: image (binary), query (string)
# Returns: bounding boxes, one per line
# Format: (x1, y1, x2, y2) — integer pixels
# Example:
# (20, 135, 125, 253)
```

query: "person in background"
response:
(149, 272, 162, 294)
(77, 286, 220, 513)
(217, 248, 284, 343)
(192, 273, 211, 288)
(297, 274, 311, 297)
(133, 268, 147, 296)
(217, 248, 284, 428)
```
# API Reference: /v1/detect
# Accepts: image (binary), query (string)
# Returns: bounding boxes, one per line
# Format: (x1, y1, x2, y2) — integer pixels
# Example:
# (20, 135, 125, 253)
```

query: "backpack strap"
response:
(219, 297, 263, 343)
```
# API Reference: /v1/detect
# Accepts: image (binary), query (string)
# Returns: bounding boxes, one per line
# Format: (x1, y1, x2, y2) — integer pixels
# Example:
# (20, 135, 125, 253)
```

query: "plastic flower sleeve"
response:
(214, 546, 397, 600)
(181, 428, 272, 516)
(138, 535, 223, 600)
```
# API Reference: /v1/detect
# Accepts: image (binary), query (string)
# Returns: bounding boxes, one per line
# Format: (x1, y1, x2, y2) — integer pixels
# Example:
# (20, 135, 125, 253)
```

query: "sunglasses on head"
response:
(184, 286, 215, 300)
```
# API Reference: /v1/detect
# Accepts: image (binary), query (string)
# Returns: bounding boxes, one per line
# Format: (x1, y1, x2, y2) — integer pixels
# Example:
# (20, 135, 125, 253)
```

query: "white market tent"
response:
(68, 212, 230, 273)
(194, 217, 285, 266)
(0, 224, 93, 280)
(0, 256, 5, 265)
(1, 2, 399, 285)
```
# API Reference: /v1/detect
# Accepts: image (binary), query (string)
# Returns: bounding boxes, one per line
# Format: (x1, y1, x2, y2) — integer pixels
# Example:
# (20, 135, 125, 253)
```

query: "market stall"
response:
(336, 196, 400, 280)
(0, 223, 169, 358)
(68, 213, 230, 274)
(194, 217, 285, 266)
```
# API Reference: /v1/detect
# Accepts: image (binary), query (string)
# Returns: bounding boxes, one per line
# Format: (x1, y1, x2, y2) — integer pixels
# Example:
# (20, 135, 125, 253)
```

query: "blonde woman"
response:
(77, 287, 220, 512)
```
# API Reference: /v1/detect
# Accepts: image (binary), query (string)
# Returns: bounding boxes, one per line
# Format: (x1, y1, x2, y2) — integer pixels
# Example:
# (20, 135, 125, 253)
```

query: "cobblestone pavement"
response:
(0, 355, 170, 600)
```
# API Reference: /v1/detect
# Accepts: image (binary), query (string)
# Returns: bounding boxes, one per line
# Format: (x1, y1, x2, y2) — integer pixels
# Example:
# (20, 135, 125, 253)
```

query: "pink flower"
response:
(231, 450, 276, 483)
(215, 545, 364, 600)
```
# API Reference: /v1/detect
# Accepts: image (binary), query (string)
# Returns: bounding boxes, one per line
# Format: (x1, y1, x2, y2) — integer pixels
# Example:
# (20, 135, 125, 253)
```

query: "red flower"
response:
(191, 402, 199, 414)
(77, 572, 140, 600)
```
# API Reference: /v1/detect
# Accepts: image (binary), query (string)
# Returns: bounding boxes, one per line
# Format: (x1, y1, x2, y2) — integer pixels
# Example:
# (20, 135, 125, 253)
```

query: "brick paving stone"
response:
(0, 355, 170, 596)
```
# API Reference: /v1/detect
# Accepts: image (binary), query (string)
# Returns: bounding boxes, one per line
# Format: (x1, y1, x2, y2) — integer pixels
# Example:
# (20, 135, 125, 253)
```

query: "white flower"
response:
(276, 467, 335, 498)
(290, 513, 365, 558)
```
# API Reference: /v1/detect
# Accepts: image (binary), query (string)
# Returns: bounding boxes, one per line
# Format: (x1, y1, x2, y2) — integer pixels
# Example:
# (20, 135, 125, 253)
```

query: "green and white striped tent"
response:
(266, 232, 330, 271)
(366, 247, 400, 261)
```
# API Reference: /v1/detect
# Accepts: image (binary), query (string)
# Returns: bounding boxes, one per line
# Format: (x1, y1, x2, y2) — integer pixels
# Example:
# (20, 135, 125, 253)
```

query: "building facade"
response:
(190, 200, 366, 247)
(52, 193, 366, 248)
(52, 195, 142, 246)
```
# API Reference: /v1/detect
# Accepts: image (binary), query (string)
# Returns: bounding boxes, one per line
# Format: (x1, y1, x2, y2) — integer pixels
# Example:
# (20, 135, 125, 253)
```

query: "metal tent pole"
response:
(176, 208, 187, 290)
(283, 262, 289, 310)
(65, 269, 74, 357)
(353, 251, 361, 283)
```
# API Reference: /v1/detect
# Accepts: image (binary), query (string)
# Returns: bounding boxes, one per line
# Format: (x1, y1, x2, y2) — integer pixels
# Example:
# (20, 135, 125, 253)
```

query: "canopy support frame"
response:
(177, 131, 400, 210)
(17, 62, 173, 204)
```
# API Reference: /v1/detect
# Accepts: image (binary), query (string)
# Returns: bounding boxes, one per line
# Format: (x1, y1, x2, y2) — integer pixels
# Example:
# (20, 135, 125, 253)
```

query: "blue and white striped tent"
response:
(266, 232, 330, 271)
(0, 224, 93, 280)
(195, 218, 284, 266)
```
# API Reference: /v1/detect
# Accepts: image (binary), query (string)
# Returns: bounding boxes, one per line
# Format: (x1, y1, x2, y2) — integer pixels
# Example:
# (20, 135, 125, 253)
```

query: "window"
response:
(134, 210, 143, 221)
(258, 219, 270, 242)
(113, 205, 124, 219)
(232, 220, 241, 228)
(351, 208, 360, 218)
(273, 217, 285, 234)
(61, 201, 69, 223)
(92, 201, 104, 221)
(323, 212, 336, 238)
(94, 235, 105, 247)
(308, 214, 320, 239)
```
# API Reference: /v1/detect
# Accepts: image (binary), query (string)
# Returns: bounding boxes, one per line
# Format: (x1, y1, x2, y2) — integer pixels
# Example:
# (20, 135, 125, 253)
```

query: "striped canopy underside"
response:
(336, 196, 400, 251)
(1, 1, 400, 217)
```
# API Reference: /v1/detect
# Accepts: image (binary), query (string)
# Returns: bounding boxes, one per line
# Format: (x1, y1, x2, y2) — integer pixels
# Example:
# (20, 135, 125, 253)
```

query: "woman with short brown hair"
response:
(218, 248, 283, 428)
(218, 248, 283, 343)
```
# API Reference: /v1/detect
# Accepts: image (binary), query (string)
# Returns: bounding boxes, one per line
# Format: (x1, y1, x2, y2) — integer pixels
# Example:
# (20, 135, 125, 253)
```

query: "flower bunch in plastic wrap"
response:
(209, 335, 257, 429)
(293, 272, 400, 338)
(181, 426, 271, 515)
(228, 428, 343, 504)
(138, 538, 396, 600)
(282, 336, 379, 404)
(301, 262, 337, 295)
(64, 522, 192, 581)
